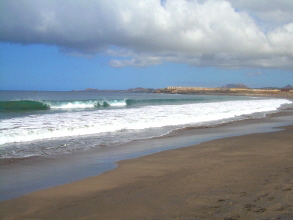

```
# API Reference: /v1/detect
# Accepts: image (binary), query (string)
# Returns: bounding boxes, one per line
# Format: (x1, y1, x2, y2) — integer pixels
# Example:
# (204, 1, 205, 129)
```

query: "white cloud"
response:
(0, 0, 292, 69)
(225, 0, 293, 27)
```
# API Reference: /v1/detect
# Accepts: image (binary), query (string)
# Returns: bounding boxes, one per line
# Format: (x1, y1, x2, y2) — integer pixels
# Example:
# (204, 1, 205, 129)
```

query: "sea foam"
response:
(0, 98, 291, 146)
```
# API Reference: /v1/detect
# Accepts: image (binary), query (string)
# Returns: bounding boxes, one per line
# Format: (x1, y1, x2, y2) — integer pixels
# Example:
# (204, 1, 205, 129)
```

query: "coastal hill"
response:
(281, 84, 293, 90)
(72, 85, 293, 95)
(156, 84, 293, 97)
(219, 84, 293, 90)
(221, 84, 250, 89)
(284, 84, 293, 89)
(258, 84, 293, 91)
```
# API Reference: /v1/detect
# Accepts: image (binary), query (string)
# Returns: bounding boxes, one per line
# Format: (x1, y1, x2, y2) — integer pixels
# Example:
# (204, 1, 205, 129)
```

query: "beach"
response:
(2, 0, 293, 219)
(1, 109, 293, 220)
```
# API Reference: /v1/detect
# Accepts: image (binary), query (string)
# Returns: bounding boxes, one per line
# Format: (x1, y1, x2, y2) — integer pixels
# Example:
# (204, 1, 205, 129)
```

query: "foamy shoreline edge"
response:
(1, 107, 293, 219)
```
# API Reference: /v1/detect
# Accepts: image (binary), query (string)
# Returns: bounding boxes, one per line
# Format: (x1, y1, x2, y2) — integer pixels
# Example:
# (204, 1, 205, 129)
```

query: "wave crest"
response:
(0, 100, 50, 111)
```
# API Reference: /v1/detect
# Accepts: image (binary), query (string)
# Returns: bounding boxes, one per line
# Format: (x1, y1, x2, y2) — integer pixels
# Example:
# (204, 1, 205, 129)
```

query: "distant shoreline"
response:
(70, 86, 293, 98)
(155, 87, 293, 98)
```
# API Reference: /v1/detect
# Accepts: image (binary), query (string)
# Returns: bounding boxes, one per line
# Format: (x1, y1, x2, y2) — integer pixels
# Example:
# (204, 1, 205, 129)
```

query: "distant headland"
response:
(72, 84, 293, 97)
(156, 84, 293, 98)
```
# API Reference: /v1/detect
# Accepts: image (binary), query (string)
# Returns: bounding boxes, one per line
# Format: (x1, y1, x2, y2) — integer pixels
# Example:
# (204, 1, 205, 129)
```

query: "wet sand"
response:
(1, 121, 293, 219)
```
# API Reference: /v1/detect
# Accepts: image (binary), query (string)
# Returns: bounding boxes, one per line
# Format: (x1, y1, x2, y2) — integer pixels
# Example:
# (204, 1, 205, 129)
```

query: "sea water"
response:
(0, 90, 292, 159)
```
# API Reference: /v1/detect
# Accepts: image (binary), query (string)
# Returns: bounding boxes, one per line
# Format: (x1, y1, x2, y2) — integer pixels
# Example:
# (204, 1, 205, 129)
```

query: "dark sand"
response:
(1, 124, 293, 219)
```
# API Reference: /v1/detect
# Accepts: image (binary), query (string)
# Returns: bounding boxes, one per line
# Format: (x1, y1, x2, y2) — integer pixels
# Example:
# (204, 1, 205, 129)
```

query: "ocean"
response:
(1, 90, 292, 159)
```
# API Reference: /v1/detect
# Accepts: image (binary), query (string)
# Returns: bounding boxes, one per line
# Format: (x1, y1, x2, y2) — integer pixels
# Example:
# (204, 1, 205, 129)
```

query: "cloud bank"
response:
(1, 0, 292, 69)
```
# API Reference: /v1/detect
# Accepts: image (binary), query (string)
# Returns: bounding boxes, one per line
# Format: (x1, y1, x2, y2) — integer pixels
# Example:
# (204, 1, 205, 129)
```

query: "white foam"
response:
(49, 102, 95, 109)
(46, 100, 127, 109)
(0, 99, 291, 145)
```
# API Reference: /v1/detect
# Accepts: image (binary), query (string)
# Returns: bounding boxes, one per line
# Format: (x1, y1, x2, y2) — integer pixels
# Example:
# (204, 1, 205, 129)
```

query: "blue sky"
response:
(1, 0, 293, 91)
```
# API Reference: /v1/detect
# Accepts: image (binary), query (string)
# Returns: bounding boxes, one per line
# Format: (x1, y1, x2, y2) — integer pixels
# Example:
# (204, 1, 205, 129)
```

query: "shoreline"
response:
(1, 107, 293, 219)
(1, 106, 293, 201)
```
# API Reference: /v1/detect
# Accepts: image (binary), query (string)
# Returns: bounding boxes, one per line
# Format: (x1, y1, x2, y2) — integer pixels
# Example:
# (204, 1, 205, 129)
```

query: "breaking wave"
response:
(0, 98, 206, 111)
(1, 98, 291, 146)
(0, 100, 50, 111)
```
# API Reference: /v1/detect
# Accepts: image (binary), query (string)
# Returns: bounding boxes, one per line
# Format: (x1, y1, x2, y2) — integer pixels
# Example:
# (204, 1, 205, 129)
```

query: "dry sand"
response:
(1, 123, 293, 219)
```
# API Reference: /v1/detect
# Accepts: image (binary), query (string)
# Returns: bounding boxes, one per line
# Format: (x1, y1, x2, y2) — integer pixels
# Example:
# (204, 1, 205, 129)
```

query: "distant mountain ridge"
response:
(260, 84, 293, 90)
(221, 84, 250, 89)
(283, 85, 293, 89)
(73, 85, 292, 92)
(221, 84, 293, 90)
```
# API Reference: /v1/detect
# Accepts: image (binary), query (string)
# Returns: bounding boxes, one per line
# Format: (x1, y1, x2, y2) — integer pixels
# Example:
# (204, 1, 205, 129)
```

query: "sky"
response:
(0, 0, 293, 91)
